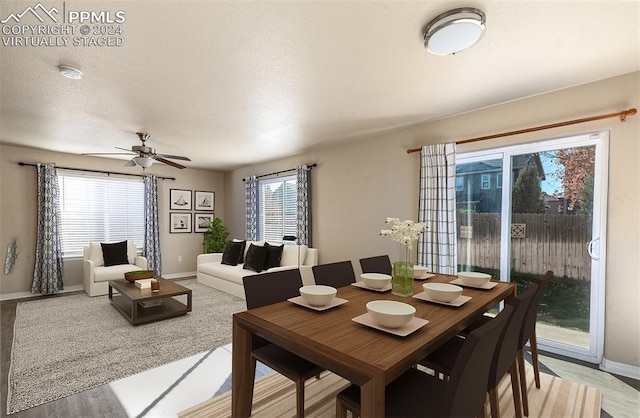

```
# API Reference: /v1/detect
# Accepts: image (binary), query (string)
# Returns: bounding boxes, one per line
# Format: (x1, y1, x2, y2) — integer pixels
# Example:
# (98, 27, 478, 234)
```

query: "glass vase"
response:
(392, 244, 414, 296)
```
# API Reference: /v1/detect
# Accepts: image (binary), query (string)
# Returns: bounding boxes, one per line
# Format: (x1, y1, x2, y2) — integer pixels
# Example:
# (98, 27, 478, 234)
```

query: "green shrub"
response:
(203, 218, 230, 253)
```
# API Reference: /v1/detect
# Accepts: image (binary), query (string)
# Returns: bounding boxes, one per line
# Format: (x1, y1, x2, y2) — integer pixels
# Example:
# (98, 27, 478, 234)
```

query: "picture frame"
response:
(170, 212, 192, 233)
(170, 189, 192, 210)
(194, 190, 215, 211)
(194, 212, 215, 233)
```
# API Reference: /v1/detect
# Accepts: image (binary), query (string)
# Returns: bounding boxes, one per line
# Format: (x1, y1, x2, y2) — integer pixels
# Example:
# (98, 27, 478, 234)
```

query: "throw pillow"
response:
(264, 243, 284, 270)
(233, 239, 247, 264)
(101, 241, 129, 267)
(243, 243, 269, 273)
(221, 240, 245, 266)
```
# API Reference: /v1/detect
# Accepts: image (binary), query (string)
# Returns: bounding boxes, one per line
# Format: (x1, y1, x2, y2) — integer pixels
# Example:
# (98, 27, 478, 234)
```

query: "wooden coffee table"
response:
(108, 277, 192, 325)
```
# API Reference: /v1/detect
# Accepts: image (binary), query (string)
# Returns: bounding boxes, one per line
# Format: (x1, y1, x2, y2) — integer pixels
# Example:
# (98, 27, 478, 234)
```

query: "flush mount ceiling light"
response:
(423, 7, 486, 55)
(58, 64, 83, 80)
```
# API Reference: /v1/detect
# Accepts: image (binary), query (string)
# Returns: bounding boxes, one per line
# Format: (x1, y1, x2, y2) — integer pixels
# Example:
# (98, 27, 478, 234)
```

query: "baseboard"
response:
(162, 271, 196, 280)
(600, 358, 640, 380)
(0, 284, 84, 301)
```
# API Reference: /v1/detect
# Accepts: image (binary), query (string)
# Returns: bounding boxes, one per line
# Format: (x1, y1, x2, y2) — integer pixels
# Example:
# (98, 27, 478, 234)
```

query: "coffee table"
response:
(108, 277, 192, 325)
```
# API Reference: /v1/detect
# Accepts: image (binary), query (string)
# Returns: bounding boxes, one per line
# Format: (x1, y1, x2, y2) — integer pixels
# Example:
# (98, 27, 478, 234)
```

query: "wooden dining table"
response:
(231, 274, 516, 417)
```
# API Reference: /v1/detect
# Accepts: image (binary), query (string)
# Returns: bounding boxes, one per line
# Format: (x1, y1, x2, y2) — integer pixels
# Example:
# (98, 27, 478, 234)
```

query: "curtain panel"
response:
(296, 165, 312, 246)
(144, 175, 162, 275)
(32, 163, 64, 294)
(245, 175, 258, 241)
(417, 143, 458, 274)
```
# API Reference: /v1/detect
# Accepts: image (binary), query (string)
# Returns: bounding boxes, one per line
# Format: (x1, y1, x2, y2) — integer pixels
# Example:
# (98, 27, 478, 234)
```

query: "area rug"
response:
(7, 279, 246, 415)
(178, 364, 602, 418)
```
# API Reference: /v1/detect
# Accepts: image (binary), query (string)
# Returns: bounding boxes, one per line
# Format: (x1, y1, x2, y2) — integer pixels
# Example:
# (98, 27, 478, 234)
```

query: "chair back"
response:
(489, 282, 538, 387)
(359, 255, 392, 276)
(242, 269, 303, 310)
(444, 304, 515, 417)
(519, 271, 554, 348)
(312, 261, 356, 288)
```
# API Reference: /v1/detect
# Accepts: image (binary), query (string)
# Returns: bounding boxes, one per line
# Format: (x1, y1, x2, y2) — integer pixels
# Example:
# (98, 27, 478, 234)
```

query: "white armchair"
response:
(83, 240, 148, 297)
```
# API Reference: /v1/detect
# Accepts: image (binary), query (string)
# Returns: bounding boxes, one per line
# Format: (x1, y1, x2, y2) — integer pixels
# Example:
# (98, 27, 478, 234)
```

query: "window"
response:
(497, 173, 503, 188)
(258, 175, 297, 243)
(455, 176, 464, 191)
(481, 174, 490, 189)
(58, 171, 145, 257)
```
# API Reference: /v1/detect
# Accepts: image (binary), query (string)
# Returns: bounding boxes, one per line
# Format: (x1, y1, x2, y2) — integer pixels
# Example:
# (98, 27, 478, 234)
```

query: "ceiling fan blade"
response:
(82, 152, 136, 156)
(115, 147, 135, 152)
(154, 156, 186, 169)
(155, 154, 191, 161)
(124, 159, 137, 167)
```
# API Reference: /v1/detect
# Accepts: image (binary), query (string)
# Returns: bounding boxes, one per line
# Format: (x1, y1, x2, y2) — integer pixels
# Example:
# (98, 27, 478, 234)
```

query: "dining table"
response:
(231, 273, 516, 417)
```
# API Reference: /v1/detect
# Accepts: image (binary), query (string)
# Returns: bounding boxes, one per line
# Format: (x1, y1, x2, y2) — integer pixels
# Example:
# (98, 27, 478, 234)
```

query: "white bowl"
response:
(360, 273, 392, 289)
(299, 285, 337, 307)
(457, 272, 492, 287)
(422, 283, 463, 303)
(413, 265, 429, 278)
(366, 300, 416, 328)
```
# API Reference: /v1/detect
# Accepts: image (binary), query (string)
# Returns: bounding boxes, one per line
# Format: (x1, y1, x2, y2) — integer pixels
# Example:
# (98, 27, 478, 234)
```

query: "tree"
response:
(203, 217, 230, 253)
(553, 146, 595, 211)
(512, 165, 546, 213)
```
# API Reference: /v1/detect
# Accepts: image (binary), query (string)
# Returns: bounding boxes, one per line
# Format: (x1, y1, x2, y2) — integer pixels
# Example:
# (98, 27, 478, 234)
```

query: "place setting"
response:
(413, 265, 435, 281)
(449, 271, 498, 290)
(351, 273, 392, 292)
(413, 283, 471, 307)
(287, 285, 348, 311)
(352, 300, 429, 337)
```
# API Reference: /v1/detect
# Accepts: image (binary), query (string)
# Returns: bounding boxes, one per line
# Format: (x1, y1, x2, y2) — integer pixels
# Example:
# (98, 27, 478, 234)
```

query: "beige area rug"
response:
(179, 364, 601, 418)
(7, 279, 246, 415)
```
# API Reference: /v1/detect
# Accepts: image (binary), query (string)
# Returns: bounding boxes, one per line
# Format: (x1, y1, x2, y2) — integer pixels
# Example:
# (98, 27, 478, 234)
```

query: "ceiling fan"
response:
(82, 132, 191, 169)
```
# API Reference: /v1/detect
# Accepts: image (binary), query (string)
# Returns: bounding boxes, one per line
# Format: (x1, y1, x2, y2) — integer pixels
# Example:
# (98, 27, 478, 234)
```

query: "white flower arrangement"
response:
(380, 217, 427, 249)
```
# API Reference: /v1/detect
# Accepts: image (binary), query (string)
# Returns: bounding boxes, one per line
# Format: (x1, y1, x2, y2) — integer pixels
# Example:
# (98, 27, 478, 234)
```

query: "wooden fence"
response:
(456, 213, 592, 280)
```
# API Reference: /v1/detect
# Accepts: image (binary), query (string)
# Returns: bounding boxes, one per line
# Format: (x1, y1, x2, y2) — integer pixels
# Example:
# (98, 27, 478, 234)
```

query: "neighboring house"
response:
(456, 153, 545, 213)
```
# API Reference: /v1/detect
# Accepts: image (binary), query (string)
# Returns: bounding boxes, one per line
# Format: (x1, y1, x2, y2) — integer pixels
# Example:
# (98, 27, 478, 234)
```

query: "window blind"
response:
(58, 170, 145, 257)
(258, 175, 297, 243)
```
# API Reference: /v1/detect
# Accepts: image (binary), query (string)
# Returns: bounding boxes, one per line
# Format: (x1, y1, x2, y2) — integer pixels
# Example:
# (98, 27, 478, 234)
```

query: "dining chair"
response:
(358, 255, 392, 275)
(420, 283, 539, 418)
(335, 304, 516, 418)
(242, 269, 325, 417)
(312, 260, 356, 288)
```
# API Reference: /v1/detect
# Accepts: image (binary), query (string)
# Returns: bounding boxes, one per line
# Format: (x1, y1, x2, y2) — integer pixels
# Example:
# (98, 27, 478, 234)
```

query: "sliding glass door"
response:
(456, 131, 608, 363)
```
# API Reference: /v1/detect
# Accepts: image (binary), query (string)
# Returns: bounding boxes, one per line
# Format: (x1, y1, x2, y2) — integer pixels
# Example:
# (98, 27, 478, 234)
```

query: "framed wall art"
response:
(194, 212, 215, 233)
(170, 212, 192, 233)
(194, 191, 215, 211)
(170, 189, 192, 210)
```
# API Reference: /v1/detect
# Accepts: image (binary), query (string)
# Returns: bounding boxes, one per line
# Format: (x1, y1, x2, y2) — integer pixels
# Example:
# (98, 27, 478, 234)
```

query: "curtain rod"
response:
(242, 163, 317, 182)
(406, 107, 637, 154)
(18, 162, 176, 181)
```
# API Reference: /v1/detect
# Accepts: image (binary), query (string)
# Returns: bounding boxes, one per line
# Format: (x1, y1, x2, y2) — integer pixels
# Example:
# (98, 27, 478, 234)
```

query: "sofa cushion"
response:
(232, 239, 247, 264)
(264, 243, 284, 270)
(280, 244, 308, 267)
(199, 262, 259, 284)
(222, 240, 245, 266)
(244, 243, 268, 273)
(94, 264, 142, 283)
(101, 241, 129, 266)
(88, 242, 105, 266)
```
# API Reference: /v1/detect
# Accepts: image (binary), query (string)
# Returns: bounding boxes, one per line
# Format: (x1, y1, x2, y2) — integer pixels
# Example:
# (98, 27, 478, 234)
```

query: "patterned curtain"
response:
(144, 175, 162, 275)
(417, 143, 457, 274)
(245, 175, 258, 241)
(32, 163, 64, 294)
(296, 165, 312, 246)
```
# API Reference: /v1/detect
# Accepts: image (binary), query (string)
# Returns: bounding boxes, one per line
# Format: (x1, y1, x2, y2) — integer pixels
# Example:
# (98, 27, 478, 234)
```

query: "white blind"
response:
(258, 175, 297, 243)
(58, 171, 145, 257)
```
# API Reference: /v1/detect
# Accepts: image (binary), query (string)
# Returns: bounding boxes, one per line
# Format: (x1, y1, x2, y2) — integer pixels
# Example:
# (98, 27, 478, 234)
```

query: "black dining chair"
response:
(359, 255, 392, 276)
(312, 261, 356, 288)
(335, 304, 516, 418)
(420, 283, 539, 418)
(242, 269, 325, 417)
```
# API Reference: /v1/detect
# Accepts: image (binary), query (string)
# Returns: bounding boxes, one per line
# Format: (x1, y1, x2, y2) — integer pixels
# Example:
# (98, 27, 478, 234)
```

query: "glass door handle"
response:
(587, 238, 600, 260)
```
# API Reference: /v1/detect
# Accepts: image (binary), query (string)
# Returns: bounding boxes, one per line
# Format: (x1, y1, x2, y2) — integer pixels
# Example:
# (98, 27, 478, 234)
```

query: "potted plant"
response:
(203, 217, 230, 253)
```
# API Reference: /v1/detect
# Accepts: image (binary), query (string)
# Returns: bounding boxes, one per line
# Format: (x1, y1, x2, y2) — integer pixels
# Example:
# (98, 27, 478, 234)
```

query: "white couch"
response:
(197, 241, 318, 299)
(83, 240, 148, 297)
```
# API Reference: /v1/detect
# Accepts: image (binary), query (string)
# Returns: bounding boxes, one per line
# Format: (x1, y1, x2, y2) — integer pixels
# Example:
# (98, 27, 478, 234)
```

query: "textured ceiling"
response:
(1, 1, 639, 170)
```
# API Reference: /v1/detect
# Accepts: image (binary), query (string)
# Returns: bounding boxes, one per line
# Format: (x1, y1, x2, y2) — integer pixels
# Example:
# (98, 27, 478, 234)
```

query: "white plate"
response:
(287, 296, 348, 311)
(352, 313, 429, 337)
(351, 281, 392, 292)
(414, 273, 435, 281)
(449, 278, 498, 290)
(413, 291, 471, 307)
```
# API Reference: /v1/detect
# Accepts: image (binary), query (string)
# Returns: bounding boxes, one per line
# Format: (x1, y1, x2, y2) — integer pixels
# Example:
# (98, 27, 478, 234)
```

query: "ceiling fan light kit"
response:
(423, 7, 486, 55)
(133, 156, 154, 168)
